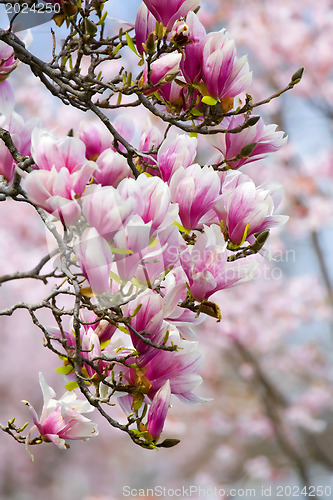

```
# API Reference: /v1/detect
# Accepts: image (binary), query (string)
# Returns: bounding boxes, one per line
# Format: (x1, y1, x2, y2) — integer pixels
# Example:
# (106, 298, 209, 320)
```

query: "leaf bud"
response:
(245, 116, 260, 128)
(85, 19, 98, 37)
(240, 142, 258, 158)
(291, 67, 304, 84)
(145, 32, 156, 54)
(157, 439, 181, 448)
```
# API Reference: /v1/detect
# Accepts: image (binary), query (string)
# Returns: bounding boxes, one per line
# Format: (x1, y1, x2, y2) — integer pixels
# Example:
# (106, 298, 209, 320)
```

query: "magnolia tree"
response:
(0, 0, 304, 462)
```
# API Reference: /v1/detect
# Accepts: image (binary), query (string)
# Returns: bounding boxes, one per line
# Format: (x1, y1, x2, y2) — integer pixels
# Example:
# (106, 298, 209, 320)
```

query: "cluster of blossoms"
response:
(0, 0, 295, 454)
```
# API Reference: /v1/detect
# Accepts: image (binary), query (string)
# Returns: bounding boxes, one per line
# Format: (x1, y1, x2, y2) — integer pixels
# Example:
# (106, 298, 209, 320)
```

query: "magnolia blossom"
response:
(180, 12, 206, 84)
(157, 80, 184, 111)
(138, 117, 163, 168)
(201, 29, 252, 99)
(82, 184, 136, 240)
(124, 289, 166, 365)
(142, 53, 182, 88)
(118, 174, 179, 233)
(0, 111, 39, 182)
(180, 224, 256, 301)
(169, 164, 220, 230)
(113, 215, 152, 281)
(0, 41, 17, 82)
(210, 115, 288, 169)
(137, 331, 205, 403)
(134, 224, 185, 285)
(146, 380, 171, 440)
(157, 134, 197, 182)
(24, 373, 98, 459)
(23, 168, 82, 225)
(216, 175, 289, 246)
(23, 128, 97, 223)
(79, 121, 114, 160)
(94, 148, 132, 187)
(31, 128, 96, 179)
(135, 2, 157, 54)
(75, 227, 113, 294)
(143, 0, 200, 30)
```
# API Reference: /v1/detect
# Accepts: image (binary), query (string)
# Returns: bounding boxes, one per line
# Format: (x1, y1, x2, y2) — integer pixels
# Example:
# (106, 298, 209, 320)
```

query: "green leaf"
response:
(112, 42, 122, 56)
(201, 96, 218, 106)
(190, 108, 202, 117)
(109, 271, 122, 284)
(85, 18, 98, 37)
(126, 32, 139, 56)
(240, 142, 257, 158)
(97, 11, 108, 25)
(130, 303, 143, 318)
(65, 381, 79, 391)
(55, 365, 73, 375)
(157, 439, 181, 448)
(110, 245, 133, 255)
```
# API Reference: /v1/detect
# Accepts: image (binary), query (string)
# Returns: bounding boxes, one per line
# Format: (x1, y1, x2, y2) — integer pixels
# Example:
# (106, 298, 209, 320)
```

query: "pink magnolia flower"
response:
(113, 215, 152, 281)
(0, 111, 39, 182)
(31, 128, 96, 182)
(138, 117, 163, 168)
(135, 2, 157, 54)
(23, 167, 82, 225)
(157, 80, 184, 111)
(201, 29, 252, 99)
(142, 53, 182, 88)
(210, 115, 287, 170)
(146, 380, 171, 440)
(23, 128, 96, 223)
(75, 227, 113, 294)
(143, 0, 200, 30)
(0, 79, 14, 115)
(24, 373, 98, 459)
(82, 184, 136, 240)
(157, 134, 197, 182)
(161, 270, 204, 339)
(180, 12, 206, 84)
(169, 163, 220, 230)
(180, 224, 256, 301)
(79, 121, 114, 160)
(217, 175, 289, 246)
(118, 174, 179, 233)
(134, 224, 185, 285)
(93, 148, 132, 187)
(137, 331, 205, 403)
(0, 41, 18, 82)
(124, 290, 166, 365)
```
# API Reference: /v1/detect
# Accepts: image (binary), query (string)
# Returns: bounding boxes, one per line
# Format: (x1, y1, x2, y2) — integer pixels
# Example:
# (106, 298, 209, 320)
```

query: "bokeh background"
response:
(1, 0, 333, 498)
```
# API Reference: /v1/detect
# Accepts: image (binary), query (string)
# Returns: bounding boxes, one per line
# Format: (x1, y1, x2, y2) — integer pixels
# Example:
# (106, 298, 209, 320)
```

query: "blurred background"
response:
(1, 0, 333, 498)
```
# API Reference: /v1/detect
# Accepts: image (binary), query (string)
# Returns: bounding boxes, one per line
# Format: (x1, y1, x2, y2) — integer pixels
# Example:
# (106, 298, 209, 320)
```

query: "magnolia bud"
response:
(291, 67, 304, 84)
